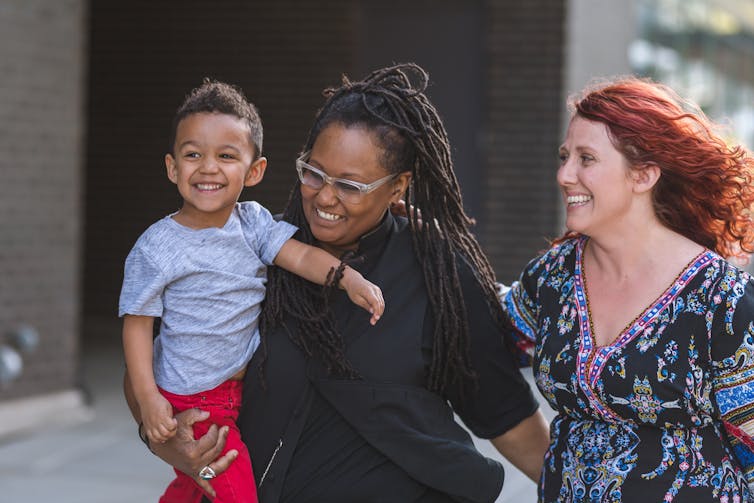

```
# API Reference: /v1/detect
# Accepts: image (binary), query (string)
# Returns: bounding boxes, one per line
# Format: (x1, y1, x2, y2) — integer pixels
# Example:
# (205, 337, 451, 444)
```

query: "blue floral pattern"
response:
(504, 237, 754, 502)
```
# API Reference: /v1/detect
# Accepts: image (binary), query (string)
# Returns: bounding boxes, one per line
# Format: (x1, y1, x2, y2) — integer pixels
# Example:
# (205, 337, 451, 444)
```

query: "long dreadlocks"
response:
(261, 63, 506, 397)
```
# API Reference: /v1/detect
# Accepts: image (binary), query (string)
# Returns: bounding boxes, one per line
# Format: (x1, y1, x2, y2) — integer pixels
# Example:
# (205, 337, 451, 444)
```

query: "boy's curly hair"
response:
(169, 78, 263, 159)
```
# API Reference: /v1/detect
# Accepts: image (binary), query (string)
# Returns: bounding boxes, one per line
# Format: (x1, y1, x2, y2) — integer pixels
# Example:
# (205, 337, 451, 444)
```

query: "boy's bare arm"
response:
(122, 314, 177, 441)
(273, 239, 385, 324)
(273, 239, 344, 284)
(122, 315, 159, 399)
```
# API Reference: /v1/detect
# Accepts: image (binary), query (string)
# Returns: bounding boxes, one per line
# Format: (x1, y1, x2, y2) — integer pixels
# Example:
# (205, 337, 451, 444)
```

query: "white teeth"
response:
(196, 183, 223, 190)
(316, 208, 341, 221)
(567, 195, 592, 204)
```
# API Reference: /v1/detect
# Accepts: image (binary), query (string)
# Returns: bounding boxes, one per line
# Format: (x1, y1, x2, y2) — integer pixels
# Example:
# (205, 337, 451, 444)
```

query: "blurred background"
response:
(2, 0, 754, 501)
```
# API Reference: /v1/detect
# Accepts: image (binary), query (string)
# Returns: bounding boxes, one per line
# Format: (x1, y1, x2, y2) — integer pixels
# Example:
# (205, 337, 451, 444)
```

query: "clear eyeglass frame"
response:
(295, 154, 398, 204)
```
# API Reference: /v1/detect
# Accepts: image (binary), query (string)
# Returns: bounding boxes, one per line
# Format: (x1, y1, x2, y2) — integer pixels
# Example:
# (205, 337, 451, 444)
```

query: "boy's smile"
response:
(195, 183, 223, 191)
(165, 112, 266, 229)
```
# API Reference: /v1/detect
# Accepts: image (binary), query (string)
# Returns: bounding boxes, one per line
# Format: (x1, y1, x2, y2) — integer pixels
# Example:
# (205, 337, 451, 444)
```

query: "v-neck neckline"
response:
(561, 236, 716, 422)
(576, 236, 711, 351)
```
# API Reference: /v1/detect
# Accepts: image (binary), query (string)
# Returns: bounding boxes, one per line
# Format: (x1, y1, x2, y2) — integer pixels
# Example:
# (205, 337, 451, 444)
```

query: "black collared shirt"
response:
(238, 213, 538, 502)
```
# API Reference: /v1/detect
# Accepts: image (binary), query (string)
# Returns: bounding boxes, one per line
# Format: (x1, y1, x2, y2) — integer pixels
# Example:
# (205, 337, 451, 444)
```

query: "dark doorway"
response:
(83, 1, 486, 322)
(354, 0, 485, 221)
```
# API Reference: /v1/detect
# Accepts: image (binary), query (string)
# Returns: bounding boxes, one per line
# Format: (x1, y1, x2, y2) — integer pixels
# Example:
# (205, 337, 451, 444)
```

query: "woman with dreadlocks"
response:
(134, 63, 549, 502)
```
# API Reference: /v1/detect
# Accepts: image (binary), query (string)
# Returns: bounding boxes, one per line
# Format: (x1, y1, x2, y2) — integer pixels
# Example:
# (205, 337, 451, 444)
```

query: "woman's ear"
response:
(631, 162, 661, 194)
(389, 172, 412, 205)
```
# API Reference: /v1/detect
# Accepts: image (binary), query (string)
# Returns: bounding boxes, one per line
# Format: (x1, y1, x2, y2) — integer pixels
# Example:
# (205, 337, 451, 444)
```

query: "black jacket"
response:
(236, 214, 536, 502)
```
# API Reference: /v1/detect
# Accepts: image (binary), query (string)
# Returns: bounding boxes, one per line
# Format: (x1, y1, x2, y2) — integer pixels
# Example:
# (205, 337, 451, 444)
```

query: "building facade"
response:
(0, 1, 87, 419)
(3, 0, 752, 428)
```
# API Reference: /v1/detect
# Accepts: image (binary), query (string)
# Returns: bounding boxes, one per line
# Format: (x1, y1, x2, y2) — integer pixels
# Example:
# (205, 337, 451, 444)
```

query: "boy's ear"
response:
(244, 157, 267, 187)
(165, 154, 178, 184)
(631, 162, 661, 194)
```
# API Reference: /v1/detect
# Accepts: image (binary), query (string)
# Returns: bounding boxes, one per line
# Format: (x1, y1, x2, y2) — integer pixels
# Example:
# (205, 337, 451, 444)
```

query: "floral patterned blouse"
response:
(504, 236, 754, 502)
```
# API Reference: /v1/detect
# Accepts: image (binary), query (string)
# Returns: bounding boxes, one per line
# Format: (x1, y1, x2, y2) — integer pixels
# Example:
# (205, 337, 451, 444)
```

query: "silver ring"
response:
(198, 465, 216, 480)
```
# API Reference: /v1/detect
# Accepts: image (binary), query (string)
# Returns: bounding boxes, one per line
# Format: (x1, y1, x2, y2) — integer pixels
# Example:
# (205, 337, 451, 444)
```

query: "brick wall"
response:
(481, 0, 566, 283)
(85, 0, 357, 320)
(0, 0, 87, 400)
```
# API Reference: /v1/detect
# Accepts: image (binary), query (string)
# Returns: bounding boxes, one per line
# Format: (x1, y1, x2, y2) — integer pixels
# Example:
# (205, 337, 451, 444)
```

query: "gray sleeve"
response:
(239, 202, 298, 265)
(118, 246, 166, 317)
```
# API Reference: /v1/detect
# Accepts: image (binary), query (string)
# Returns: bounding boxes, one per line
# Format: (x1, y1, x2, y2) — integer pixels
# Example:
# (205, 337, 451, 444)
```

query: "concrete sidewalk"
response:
(0, 337, 173, 503)
(0, 333, 545, 502)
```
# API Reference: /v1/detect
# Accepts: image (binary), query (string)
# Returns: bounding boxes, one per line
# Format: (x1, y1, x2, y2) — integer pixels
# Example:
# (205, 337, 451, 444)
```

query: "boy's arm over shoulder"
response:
(273, 239, 385, 324)
(273, 239, 335, 284)
(236, 201, 297, 265)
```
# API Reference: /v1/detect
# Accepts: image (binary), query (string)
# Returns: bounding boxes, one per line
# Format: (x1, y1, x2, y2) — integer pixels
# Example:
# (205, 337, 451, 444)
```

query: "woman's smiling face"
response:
(556, 116, 635, 237)
(300, 123, 410, 257)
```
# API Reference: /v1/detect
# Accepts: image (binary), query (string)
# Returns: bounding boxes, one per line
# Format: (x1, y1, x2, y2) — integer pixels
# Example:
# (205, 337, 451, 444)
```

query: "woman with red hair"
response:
(504, 77, 754, 502)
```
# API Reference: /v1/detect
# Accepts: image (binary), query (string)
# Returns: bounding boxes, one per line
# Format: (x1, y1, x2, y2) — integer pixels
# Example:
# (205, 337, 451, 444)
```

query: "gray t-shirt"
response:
(118, 201, 297, 395)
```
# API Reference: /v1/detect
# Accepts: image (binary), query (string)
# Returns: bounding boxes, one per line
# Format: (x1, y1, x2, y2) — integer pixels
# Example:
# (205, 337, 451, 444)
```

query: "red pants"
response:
(158, 380, 258, 503)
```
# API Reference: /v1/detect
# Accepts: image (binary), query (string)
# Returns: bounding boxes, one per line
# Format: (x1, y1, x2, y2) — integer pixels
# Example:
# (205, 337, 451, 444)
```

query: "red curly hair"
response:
(565, 77, 754, 259)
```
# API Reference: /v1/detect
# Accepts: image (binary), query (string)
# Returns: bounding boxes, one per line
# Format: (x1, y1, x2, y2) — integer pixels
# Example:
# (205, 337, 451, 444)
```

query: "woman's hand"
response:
(124, 371, 238, 497)
(149, 408, 239, 498)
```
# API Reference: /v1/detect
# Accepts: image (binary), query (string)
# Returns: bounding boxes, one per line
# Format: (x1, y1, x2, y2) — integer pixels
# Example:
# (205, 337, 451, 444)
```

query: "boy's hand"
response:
(141, 392, 178, 444)
(340, 268, 384, 325)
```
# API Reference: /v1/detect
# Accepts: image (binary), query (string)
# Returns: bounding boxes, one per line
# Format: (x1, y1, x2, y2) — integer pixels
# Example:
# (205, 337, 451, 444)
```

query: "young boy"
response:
(119, 80, 384, 503)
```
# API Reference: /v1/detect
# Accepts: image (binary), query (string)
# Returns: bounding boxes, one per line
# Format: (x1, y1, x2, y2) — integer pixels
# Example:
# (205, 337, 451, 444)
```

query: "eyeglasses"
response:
(295, 154, 398, 204)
